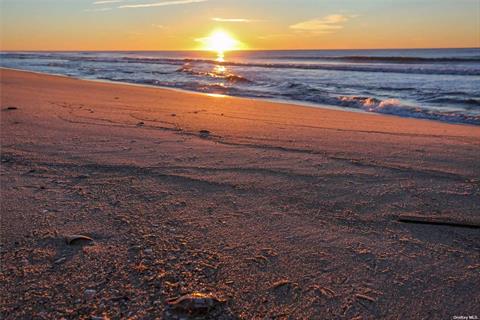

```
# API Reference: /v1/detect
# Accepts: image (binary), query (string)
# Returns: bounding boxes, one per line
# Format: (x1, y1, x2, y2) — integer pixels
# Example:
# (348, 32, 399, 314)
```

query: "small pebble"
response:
(84, 289, 96, 300)
(199, 130, 211, 138)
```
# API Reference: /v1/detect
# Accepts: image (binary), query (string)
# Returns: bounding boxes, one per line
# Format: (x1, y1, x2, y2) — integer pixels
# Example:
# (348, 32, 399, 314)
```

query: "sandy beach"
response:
(1, 68, 479, 319)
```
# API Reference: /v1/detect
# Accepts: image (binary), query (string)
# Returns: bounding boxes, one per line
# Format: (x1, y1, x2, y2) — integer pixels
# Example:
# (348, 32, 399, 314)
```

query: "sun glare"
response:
(198, 30, 243, 60)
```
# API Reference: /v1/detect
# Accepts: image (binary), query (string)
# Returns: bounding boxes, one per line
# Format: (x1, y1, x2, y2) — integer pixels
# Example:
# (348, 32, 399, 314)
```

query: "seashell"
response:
(65, 234, 93, 245)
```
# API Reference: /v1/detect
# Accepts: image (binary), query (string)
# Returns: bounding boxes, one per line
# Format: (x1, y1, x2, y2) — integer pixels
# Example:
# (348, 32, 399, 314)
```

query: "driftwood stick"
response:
(398, 214, 480, 229)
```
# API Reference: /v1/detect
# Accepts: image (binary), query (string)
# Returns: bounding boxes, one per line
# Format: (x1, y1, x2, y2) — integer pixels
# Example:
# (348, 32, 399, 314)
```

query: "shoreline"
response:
(1, 67, 477, 128)
(1, 68, 479, 319)
(0, 67, 385, 119)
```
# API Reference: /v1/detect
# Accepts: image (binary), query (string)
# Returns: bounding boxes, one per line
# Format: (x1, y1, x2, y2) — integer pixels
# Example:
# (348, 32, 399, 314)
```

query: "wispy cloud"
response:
(290, 14, 355, 34)
(212, 17, 251, 23)
(93, 0, 125, 4)
(119, 0, 207, 9)
(85, 7, 113, 12)
(257, 33, 290, 40)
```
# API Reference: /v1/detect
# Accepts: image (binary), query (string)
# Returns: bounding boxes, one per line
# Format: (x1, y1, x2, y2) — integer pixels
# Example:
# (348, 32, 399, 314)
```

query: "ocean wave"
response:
(46, 62, 70, 67)
(422, 97, 480, 108)
(197, 60, 480, 76)
(273, 82, 480, 124)
(335, 96, 480, 124)
(377, 86, 418, 92)
(267, 55, 480, 63)
(3, 53, 479, 76)
(176, 66, 253, 83)
(97, 76, 238, 95)
(127, 57, 480, 76)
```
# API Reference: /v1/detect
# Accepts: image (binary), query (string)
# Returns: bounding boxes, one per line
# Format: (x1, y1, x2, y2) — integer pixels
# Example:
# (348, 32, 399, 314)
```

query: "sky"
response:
(0, 0, 479, 51)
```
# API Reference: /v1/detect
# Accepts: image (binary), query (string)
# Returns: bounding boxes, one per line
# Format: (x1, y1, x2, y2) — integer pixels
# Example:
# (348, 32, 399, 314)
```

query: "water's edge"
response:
(4, 66, 478, 128)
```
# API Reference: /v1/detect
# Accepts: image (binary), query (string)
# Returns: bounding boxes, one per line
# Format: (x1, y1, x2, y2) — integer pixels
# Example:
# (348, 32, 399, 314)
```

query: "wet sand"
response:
(1, 68, 479, 319)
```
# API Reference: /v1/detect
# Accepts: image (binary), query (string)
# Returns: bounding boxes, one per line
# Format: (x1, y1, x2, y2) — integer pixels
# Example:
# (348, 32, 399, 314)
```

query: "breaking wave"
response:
(334, 96, 480, 124)
(176, 66, 253, 83)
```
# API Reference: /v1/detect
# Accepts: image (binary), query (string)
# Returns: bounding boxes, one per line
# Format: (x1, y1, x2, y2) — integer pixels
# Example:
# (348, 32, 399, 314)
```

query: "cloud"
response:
(257, 33, 290, 40)
(93, 0, 125, 4)
(119, 0, 207, 9)
(290, 14, 354, 34)
(212, 17, 251, 23)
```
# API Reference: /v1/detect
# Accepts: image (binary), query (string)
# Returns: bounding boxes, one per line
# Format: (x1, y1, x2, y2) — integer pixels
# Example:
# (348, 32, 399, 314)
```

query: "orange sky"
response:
(1, 0, 479, 51)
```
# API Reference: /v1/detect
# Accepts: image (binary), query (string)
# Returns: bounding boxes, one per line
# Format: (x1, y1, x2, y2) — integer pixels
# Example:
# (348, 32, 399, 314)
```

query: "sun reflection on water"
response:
(214, 64, 226, 75)
(214, 52, 227, 75)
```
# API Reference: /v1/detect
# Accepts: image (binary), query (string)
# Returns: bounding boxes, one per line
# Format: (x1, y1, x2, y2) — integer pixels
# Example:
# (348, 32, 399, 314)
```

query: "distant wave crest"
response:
(267, 55, 480, 63)
(2, 53, 479, 76)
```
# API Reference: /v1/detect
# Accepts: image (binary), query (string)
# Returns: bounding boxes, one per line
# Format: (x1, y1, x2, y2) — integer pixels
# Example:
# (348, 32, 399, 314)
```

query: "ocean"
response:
(1, 48, 479, 125)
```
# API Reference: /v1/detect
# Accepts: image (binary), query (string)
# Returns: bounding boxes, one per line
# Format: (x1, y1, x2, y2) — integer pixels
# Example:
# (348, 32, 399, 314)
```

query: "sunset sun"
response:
(198, 30, 244, 59)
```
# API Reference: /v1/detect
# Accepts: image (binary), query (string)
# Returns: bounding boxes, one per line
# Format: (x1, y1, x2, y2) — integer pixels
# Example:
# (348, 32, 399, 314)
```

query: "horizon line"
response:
(1, 46, 479, 53)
